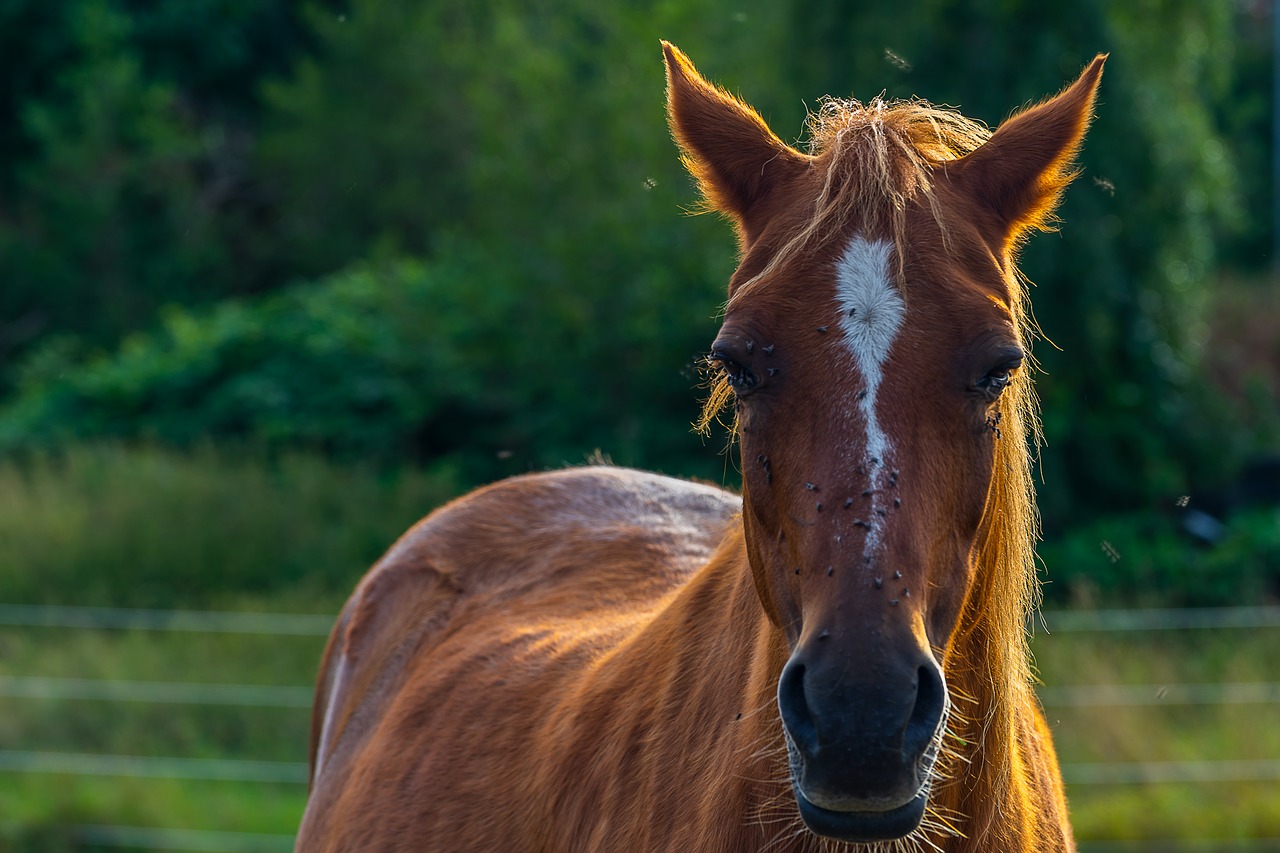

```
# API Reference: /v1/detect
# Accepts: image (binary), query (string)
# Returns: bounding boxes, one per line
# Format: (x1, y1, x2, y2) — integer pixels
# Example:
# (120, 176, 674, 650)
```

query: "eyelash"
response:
(709, 352, 758, 393)
(974, 358, 1022, 401)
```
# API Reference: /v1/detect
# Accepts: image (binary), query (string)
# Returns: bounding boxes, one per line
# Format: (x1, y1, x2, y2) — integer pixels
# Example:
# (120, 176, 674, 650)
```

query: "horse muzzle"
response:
(777, 648, 948, 842)
(792, 784, 929, 843)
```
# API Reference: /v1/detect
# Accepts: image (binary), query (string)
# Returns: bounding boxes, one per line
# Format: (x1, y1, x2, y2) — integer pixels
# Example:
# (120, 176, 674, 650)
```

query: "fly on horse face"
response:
(296, 43, 1104, 853)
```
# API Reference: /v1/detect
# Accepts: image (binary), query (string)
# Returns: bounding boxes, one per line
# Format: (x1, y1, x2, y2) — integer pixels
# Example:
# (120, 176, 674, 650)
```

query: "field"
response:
(1, 447, 1277, 851)
(2, 608, 1278, 851)
(1036, 622, 1280, 848)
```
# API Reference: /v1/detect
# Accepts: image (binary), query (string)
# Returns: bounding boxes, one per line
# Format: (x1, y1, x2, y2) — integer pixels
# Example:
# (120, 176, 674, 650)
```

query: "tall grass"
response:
(0, 444, 463, 609)
(1034, 627, 1280, 844)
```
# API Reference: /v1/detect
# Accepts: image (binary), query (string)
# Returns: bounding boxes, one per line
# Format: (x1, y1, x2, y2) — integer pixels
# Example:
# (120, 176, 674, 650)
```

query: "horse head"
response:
(664, 42, 1102, 843)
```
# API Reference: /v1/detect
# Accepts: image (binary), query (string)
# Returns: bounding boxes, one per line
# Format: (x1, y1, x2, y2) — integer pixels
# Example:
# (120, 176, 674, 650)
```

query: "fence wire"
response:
(4, 603, 1278, 635)
(5, 674, 1278, 709)
(8, 748, 1280, 788)
(3, 603, 1278, 850)
(73, 824, 295, 853)
(0, 603, 334, 635)
(0, 750, 307, 783)
(0, 675, 314, 707)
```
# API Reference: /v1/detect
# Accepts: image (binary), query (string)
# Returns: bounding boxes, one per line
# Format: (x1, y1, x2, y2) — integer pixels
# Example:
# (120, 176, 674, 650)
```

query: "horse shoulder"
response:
(298, 549, 461, 848)
(298, 466, 740, 849)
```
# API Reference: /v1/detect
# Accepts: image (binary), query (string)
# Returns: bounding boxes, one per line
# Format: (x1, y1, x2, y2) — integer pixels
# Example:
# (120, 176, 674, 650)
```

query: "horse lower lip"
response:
(793, 786, 927, 842)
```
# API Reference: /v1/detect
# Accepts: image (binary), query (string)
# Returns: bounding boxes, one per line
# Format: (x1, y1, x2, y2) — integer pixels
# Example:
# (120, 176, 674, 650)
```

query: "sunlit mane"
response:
(804, 96, 991, 260)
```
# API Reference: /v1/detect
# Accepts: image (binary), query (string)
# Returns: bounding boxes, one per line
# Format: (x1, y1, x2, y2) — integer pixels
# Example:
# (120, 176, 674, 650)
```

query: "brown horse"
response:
(296, 43, 1104, 852)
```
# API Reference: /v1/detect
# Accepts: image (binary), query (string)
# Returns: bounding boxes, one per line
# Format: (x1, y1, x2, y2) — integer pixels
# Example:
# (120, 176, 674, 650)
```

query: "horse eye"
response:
(709, 351, 757, 393)
(982, 370, 1012, 391)
(975, 353, 1023, 400)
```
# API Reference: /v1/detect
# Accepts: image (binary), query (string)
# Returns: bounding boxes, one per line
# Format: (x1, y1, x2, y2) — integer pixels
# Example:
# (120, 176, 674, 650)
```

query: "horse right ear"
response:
(663, 42, 808, 245)
(946, 54, 1106, 249)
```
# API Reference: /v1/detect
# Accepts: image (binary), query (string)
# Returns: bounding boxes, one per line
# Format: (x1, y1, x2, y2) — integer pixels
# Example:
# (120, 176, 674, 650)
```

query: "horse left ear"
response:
(948, 55, 1106, 247)
(663, 41, 809, 245)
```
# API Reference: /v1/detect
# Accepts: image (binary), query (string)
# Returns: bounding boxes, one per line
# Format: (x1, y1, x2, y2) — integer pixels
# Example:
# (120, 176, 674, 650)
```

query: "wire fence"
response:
(0, 676, 314, 707)
(0, 750, 307, 784)
(4, 673, 1279, 710)
(5, 602, 1279, 635)
(73, 825, 296, 853)
(3, 603, 1279, 850)
(0, 604, 333, 635)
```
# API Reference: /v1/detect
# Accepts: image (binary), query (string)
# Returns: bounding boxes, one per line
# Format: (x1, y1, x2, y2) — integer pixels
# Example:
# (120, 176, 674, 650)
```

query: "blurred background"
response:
(0, 0, 1277, 850)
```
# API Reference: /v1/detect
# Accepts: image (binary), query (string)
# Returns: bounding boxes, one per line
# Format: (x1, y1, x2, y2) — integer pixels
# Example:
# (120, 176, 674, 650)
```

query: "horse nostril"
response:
(777, 658, 817, 752)
(903, 663, 946, 759)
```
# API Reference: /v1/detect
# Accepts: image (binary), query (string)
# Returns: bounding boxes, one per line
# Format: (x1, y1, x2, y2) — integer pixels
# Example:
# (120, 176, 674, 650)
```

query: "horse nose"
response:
(778, 648, 947, 804)
(903, 660, 946, 759)
(777, 656, 818, 753)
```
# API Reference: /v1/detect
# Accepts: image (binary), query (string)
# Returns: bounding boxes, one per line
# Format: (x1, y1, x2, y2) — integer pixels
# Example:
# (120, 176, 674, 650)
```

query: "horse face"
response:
(665, 41, 1101, 843)
(709, 207, 1018, 839)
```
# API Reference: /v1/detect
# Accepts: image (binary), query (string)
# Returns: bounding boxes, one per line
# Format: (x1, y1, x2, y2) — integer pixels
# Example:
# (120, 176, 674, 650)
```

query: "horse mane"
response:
(698, 95, 1048, 836)
(802, 96, 991, 267)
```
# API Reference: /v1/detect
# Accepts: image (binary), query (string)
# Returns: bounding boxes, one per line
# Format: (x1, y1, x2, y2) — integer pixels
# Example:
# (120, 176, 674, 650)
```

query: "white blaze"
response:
(834, 237, 904, 554)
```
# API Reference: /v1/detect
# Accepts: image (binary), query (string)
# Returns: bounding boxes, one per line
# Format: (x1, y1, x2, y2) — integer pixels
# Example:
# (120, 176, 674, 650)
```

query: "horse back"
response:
(297, 466, 740, 850)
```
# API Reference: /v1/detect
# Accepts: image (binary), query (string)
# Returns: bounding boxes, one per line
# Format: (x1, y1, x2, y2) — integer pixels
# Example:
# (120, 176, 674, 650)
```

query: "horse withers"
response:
(296, 43, 1103, 852)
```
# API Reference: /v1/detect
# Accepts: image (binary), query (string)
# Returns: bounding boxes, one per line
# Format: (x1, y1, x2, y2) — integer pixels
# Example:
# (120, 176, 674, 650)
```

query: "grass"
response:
(0, 443, 462, 609)
(0, 443, 1276, 849)
(1033, 627, 1280, 846)
(1, 617, 1276, 850)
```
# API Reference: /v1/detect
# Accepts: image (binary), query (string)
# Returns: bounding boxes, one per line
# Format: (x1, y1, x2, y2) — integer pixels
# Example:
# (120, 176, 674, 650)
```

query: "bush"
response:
(1040, 506, 1280, 608)
(2, 255, 510, 461)
(0, 245, 731, 484)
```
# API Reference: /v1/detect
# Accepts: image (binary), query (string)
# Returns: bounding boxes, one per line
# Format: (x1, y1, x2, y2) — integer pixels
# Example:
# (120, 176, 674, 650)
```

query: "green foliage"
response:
(0, 0, 326, 381)
(255, 1, 485, 274)
(0, 0, 1271, 523)
(1040, 506, 1280, 608)
(2, 259, 479, 459)
(0, 248, 731, 482)
(0, 444, 460, 608)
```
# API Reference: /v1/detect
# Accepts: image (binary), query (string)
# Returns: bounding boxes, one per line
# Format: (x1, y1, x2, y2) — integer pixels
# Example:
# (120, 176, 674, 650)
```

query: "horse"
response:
(295, 42, 1104, 852)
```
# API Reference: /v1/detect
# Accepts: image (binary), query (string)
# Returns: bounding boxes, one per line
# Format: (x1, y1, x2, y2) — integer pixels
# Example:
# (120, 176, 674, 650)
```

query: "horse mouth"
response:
(792, 784, 928, 843)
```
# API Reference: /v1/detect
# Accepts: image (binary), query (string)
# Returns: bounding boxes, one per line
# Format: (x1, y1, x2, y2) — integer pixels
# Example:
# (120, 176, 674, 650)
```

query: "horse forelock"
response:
(722, 97, 992, 311)
(700, 101, 992, 435)
(804, 96, 991, 257)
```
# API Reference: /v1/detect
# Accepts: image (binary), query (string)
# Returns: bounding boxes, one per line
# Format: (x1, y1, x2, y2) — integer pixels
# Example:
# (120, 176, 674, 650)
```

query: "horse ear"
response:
(948, 55, 1106, 247)
(662, 41, 808, 244)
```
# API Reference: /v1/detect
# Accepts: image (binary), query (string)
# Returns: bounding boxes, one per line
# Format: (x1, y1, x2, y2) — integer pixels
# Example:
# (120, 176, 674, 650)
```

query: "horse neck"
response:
(634, 527, 793, 776)
(552, 526, 806, 850)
